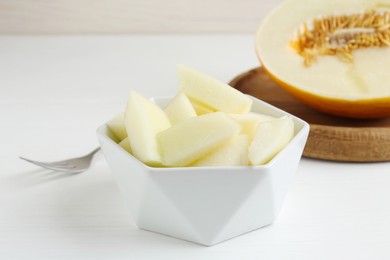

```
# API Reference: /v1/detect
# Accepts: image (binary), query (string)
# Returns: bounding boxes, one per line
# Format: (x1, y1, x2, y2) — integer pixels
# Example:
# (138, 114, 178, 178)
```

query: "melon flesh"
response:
(249, 116, 294, 165)
(106, 113, 127, 142)
(158, 112, 241, 167)
(178, 64, 253, 114)
(119, 137, 133, 154)
(229, 112, 275, 142)
(164, 93, 196, 125)
(191, 134, 249, 167)
(125, 91, 171, 166)
(255, 0, 390, 100)
(189, 98, 215, 115)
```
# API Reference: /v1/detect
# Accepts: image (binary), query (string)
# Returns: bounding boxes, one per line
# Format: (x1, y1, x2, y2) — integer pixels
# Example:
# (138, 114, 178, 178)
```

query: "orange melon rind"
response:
(262, 65, 390, 119)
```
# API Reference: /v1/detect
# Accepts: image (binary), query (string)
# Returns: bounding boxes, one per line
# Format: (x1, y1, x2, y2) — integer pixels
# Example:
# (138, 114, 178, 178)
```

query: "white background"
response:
(0, 0, 282, 33)
(1, 0, 390, 258)
(1, 34, 390, 260)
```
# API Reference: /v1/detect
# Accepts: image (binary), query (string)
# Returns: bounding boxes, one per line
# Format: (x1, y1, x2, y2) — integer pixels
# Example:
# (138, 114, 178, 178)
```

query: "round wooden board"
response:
(229, 67, 390, 162)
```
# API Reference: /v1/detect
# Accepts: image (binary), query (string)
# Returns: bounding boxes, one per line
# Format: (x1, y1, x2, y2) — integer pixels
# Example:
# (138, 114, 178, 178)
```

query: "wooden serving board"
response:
(229, 67, 390, 162)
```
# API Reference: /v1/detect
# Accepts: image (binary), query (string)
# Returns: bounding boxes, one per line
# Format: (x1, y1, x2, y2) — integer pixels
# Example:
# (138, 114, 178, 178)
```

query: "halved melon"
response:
(255, 0, 390, 118)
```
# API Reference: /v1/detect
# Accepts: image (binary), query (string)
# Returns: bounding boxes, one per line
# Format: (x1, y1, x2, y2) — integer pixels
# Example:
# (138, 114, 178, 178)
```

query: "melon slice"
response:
(189, 98, 215, 115)
(106, 113, 127, 142)
(249, 116, 294, 165)
(229, 112, 275, 142)
(255, 0, 390, 118)
(191, 134, 249, 167)
(119, 137, 133, 154)
(158, 112, 241, 167)
(178, 65, 253, 114)
(164, 93, 196, 125)
(125, 91, 171, 166)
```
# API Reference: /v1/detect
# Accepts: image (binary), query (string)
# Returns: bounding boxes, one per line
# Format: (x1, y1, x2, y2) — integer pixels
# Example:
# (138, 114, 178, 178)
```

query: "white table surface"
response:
(1, 34, 390, 260)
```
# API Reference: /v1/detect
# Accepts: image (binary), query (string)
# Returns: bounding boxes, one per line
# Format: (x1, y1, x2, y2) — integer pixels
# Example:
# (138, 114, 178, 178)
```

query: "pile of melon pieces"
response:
(106, 65, 295, 167)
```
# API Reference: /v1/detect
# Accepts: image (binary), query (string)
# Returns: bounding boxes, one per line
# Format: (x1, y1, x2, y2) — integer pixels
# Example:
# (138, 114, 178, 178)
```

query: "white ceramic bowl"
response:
(96, 96, 309, 246)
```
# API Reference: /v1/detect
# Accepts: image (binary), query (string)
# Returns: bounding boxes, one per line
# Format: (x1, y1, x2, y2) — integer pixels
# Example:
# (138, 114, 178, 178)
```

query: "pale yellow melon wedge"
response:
(158, 112, 241, 167)
(178, 65, 252, 114)
(119, 137, 132, 154)
(249, 116, 294, 165)
(164, 93, 196, 125)
(106, 113, 127, 142)
(125, 91, 171, 166)
(189, 98, 215, 115)
(229, 112, 276, 142)
(191, 134, 249, 167)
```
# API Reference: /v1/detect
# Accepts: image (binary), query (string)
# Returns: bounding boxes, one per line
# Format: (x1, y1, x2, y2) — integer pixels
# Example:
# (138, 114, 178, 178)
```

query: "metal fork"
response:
(20, 147, 101, 173)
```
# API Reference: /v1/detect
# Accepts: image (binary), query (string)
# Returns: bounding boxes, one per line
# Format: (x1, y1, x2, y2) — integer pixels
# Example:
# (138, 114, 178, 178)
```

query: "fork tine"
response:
(19, 156, 79, 168)
(19, 157, 77, 172)
(19, 157, 70, 168)
(44, 148, 100, 165)
(19, 147, 100, 174)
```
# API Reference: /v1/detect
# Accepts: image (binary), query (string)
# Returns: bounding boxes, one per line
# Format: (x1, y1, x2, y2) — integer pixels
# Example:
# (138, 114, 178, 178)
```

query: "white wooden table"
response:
(1, 34, 390, 260)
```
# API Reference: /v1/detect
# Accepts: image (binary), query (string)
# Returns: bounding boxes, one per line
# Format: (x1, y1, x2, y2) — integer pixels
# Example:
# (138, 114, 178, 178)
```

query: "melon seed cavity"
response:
(290, 7, 390, 67)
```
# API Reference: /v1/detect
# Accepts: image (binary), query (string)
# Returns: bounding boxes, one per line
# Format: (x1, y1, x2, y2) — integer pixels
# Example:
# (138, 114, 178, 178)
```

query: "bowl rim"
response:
(96, 95, 310, 171)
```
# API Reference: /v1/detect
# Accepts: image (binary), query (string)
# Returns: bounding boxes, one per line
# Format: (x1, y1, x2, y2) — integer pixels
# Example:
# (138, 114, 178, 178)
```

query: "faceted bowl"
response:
(96, 96, 309, 246)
